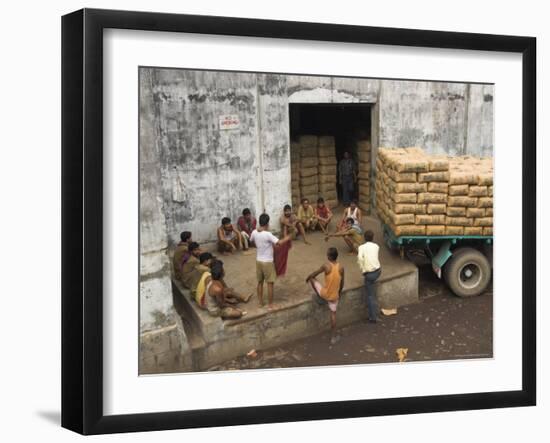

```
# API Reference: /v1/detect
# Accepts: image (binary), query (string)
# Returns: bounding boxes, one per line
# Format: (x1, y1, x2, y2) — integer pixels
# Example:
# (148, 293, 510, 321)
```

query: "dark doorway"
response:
(289, 103, 372, 207)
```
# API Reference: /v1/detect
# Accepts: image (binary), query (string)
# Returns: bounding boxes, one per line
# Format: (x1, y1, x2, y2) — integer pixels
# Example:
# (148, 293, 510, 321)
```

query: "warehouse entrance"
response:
(288, 103, 373, 211)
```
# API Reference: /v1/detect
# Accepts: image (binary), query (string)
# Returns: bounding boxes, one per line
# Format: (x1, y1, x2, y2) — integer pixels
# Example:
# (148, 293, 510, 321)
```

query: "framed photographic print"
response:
(61, 8, 536, 435)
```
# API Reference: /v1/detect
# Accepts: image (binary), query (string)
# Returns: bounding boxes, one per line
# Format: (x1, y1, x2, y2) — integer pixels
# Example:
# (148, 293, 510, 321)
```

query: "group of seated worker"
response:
(279, 197, 335, 244)
(214, 198, 361, 253)
(172, 199, 365, 319)
(173, 230, 252, 320)
(279, 198, 364, 254)
(216, 208, 258, 254)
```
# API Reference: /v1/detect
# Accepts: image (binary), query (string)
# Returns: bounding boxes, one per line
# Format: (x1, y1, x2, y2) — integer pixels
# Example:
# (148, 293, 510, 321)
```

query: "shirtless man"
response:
(326, 217, 365, 254)
(306, 247, 345, 343)
(217, 217, 243, 254)
(280, 204, 310, 245)
(297, 198, 318, 232)
(205, 260, 245, 320)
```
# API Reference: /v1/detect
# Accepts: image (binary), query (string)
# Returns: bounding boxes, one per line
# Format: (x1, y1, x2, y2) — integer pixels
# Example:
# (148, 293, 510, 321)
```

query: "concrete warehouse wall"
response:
(138, 68, 493, 368)
(378, 80, 494, 156)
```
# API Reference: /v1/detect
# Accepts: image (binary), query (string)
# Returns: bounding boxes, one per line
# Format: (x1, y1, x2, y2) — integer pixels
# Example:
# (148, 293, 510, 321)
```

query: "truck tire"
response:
(443, 247, 491, 297)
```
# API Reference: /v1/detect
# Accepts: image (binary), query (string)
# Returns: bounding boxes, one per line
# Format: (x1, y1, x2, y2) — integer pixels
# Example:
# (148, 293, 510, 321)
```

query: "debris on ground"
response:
(396, 347, 408, 362)
(381, 308, 398, 316)
(247, 349, 257, 358)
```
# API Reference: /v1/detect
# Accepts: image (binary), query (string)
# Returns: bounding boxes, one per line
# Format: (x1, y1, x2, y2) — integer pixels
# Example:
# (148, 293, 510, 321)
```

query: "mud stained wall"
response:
(379, 81, 494, 156)
(140, 68, 262, 246)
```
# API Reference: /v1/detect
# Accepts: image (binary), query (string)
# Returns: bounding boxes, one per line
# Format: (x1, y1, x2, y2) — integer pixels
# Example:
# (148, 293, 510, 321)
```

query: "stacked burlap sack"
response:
(317, 135, 338, 208)
(356, 139, 371, 212)
(446, 156, 493, 236)
(375, 147, 493, 237)
(298, 135, 320, 204)
(290, 140, 301, 208)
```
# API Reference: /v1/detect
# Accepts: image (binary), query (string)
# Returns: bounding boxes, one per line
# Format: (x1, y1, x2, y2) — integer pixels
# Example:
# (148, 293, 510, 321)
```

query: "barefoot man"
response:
(337, 200, 362, 231)
(280, 204, 310, 245)
(326, 217, 365, 254)
(306, 247, 345, 343)
(217, 217, 243, 255)
(297, 198, 318, 232)
(250, 213, 292, 309)
(205, 260, 246, 320)
(315, 197, 333, 234)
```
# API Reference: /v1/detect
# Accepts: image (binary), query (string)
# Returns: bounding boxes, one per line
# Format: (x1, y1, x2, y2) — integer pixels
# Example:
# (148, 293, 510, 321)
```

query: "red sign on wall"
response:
(219, 114, 240, 130)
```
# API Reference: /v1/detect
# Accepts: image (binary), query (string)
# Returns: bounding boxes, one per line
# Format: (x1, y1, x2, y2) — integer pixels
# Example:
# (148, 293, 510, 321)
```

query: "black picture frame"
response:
(61, 8, 536, 435)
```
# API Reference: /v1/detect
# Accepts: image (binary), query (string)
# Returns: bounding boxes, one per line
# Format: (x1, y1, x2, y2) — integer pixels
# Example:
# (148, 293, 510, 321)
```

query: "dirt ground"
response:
(206, 263, 493, 370)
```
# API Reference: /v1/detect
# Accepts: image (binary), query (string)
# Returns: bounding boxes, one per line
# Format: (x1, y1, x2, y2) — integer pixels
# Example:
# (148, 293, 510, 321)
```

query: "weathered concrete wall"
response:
(257, 74, 291, 215)
(139, 70, 184, 370)
(144, 69, 262, 245)
(379, 80, 494, 156)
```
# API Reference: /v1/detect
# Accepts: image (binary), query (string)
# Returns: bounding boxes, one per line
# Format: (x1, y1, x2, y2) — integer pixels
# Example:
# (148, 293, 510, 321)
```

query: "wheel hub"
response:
(458, 262, 483, 289)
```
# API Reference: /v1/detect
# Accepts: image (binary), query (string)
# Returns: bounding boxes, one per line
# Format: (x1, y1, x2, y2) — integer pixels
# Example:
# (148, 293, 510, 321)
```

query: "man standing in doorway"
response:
(357, 229, 381, 323)
(339, 151, 357, 206)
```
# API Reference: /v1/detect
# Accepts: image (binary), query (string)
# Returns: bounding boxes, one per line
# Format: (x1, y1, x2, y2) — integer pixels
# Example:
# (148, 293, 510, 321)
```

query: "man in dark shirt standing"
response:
(339, 151, 357, 206)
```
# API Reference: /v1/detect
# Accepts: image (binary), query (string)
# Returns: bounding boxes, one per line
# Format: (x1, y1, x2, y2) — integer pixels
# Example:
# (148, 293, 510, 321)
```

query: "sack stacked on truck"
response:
(298, 135, 320, 205)
(356, 139, 371, 212)
(290, 141, 301, 208)
(375, 147, 493, 237)
(447, 156, 493, 236)
(375, 147, 433, 236)
(317, 135, 338, 208)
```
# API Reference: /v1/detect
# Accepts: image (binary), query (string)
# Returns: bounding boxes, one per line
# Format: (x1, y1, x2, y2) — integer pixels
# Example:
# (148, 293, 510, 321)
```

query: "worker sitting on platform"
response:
(326, 217, 365, 255)
(315, 197, 333, 234)
(206, 260, 246, 320)
(337, 200, 362, 231)
(297, 198, 318, 232)
(194, 252, 213, 307)
(280, 204, 310, 245)
(237, 208, 257, 250)
(217, 217, 243, 255)
(180, 242, 202, 289)
(173, 231, 192, 280)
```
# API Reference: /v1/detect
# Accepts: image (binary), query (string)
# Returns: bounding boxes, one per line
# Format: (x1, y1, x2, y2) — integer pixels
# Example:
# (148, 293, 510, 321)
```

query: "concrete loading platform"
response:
(172, 214, 418, 372)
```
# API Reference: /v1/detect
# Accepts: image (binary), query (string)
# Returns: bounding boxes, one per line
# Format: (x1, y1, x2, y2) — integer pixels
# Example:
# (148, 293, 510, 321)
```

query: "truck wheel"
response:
(443, 247, 491, 297)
